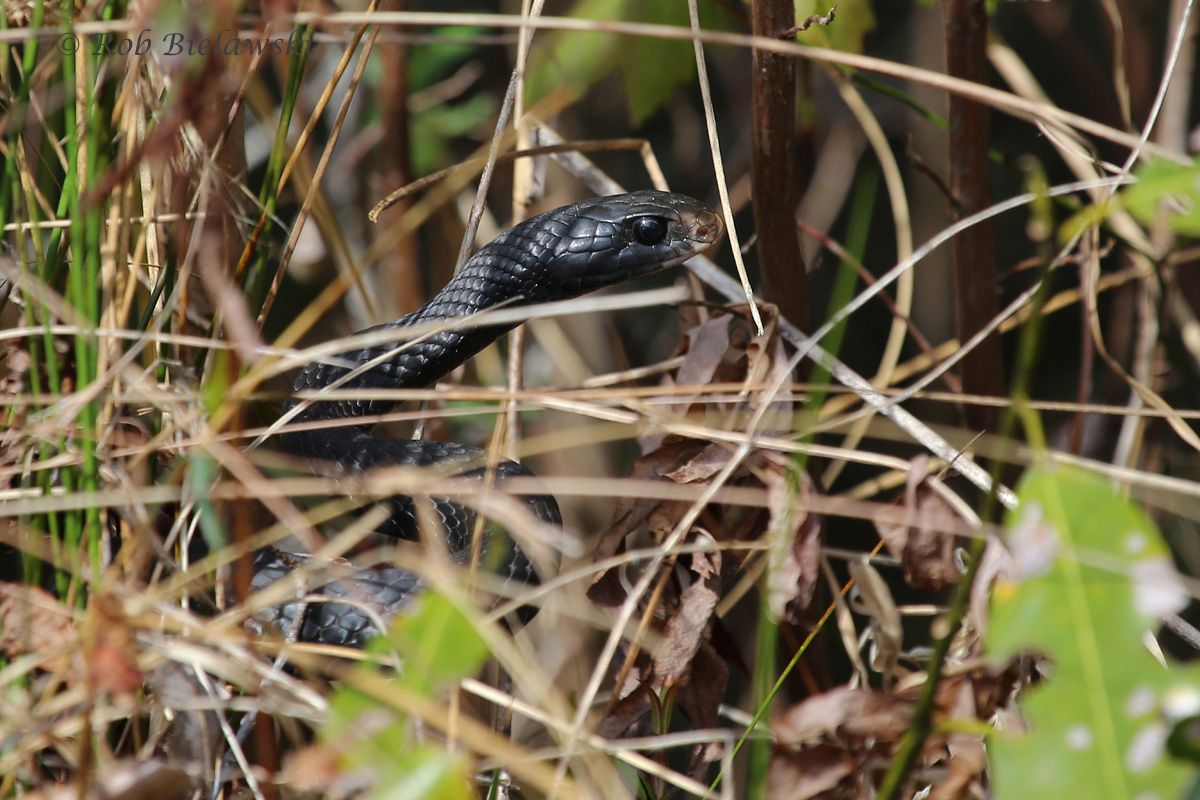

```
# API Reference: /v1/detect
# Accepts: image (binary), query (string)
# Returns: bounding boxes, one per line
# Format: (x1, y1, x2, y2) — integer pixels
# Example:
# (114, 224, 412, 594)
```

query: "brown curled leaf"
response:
(772, 686, 914, 746)
(0, 582, 80, 674)
(927, 677, 987, 800)
(767, 743, 853, 800)
(763, 456, 823, 620)
(652, 548, 721, 684)
(875, 461, 964, 591)
(88, 593, 144, 695)
(22, 759, 191, 800)
(592, 437, 710, 567)
(596, 547, 726, 739)
(639, 314, 733, 452)
(677, 639, 730, 775)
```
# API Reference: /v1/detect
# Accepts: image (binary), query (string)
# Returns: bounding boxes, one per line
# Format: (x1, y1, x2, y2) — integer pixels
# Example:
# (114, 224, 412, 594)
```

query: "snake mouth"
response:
(689, 209, 724, 246)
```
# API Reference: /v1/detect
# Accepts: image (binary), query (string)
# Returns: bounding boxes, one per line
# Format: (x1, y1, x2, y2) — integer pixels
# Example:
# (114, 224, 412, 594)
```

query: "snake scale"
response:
(249, 191, 723, 648)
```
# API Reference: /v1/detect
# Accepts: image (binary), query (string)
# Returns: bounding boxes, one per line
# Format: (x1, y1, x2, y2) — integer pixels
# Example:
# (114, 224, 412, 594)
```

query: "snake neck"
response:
(286, 221, 564, 429)
(283, 190, 721, 435)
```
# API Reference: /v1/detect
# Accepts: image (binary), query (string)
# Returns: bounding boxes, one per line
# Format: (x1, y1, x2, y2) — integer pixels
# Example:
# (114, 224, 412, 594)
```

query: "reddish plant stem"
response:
(750, 0, 808, 335)
(946, 0, 1004, 432)
(378, 3, 423, 316)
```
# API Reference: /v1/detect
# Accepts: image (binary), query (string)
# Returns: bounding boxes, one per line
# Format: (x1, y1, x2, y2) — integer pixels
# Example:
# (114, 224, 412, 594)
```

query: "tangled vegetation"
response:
(2, 1, 1200, 798)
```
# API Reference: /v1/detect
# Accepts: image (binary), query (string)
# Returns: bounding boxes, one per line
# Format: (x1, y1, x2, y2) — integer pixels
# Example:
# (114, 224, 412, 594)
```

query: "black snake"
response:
(250, 191, 723, 647)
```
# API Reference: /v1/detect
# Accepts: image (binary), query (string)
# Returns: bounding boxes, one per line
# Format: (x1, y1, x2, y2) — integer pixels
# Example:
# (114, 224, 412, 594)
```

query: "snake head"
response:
(549, 190, 723, 292)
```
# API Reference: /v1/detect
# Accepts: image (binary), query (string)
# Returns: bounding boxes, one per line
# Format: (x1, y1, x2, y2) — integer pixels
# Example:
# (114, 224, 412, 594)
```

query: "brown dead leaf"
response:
(23, 759, 191, 800)
(147, 663, 220, 784)
(678, 640, 730, 775)
(590, 307, 791, 747)
(640, 315, 732, 452)
(767, 743, 853, 800)
(592, 438, 711, 567)
(927, 677, 987, 800)
(653, 549, 721, 684)
(673, 315, 735, 406)
(0, 582, 80, 673)
(593, 308, 789, 594)
(943, 662, 1021, 724)
(773, 686, 914, 746)
(875, 462, 963, 591)
(741, 312, 794, 433)
(763, 458, 822, 620)
(589, 436, 754, 610)
(846, 558, 902, 681)
(660, 442, 736, 483)
(597, 681, 655, 739)
(769, 669, 1013, 798)
(589, 438, 716, 609)
(282, 741, 372, 797)
(597, 548, 726, 739)
(88, 594, 143, 694)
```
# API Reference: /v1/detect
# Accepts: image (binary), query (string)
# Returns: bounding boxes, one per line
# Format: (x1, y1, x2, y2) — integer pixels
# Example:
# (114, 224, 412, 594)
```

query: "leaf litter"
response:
(584, 306, 1022, 797)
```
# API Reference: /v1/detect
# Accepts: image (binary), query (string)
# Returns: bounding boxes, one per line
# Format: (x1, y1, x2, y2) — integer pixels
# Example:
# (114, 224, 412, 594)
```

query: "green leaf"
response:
(408, 26, 486, 90)
(324, 681, 412, 764)
(411, 93, 497, 175)
(201, 348, 231, 414)
(323, 688, 472, 799)
(1121, 157, 1200, 236)
(792, 0, 875, 55)
(374, 590, 491, 696)
(1057, 197, 1113, 245)
(377, 746, 473, 800)
(526, 0, 723, 125)
(614, 2, 698, 125)
(988, 465, 1200, 800)
(186, 453, 226, 550)
(320, 591, 489, 798)
(525, 0, 626, 113)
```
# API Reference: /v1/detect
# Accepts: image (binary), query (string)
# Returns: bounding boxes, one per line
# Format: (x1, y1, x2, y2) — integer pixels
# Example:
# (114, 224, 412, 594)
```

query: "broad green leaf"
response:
(1121, 157, 1200, 236)
(323, 688, 471, 799)
(408, 27, 486, 90)
(525, 0, 626, 114)
(377, 746, 473, 800)
(614, 2, 698, 125)
(321, 591, 490, 797)
(324, 681, 412, 766)
(793, 0, 875, 55)
(377, 590, 491, 696)
(412, 93, 497, 175)
(1057, 197, 1112, 246)
(526, 0, 723, 125)
(988, 465, 1200, 800)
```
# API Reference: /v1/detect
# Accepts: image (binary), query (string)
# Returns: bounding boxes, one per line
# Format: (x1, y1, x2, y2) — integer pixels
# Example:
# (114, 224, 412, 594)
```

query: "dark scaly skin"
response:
(251, 191, 723, 648)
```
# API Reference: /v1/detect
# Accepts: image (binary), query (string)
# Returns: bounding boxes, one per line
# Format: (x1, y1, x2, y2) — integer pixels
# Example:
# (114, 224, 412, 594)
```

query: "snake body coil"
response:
(252, 191, 722, 647)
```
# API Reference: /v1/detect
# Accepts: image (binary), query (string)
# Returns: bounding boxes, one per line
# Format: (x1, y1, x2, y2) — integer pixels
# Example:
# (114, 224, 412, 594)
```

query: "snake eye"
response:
(632, 216, 668, 246)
